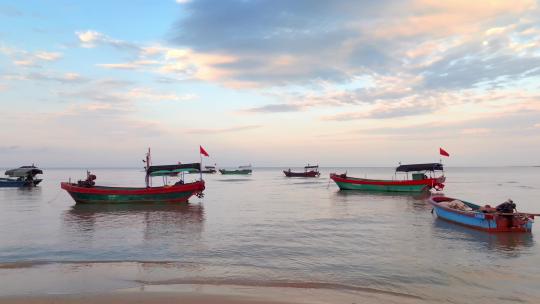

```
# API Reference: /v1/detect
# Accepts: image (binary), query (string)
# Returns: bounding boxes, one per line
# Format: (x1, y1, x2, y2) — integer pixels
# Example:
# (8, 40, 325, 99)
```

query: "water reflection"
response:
(334, 190, 430, 201)
(433, 220, 535, 254)
(63, 203, 205, 240)
(0, 186, 43, 200)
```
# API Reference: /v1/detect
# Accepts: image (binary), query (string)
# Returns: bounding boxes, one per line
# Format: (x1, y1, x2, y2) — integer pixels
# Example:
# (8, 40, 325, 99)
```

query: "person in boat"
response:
(77, 173, 96, 187)
(496, 199, 516, 213)
(496, 199, 517, 227)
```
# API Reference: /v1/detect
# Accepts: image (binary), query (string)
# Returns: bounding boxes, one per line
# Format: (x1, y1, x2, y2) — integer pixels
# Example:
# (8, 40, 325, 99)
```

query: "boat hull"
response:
(219, 169, 252, 175)
(429, 196, 534, 232)
(61, 181, 205, 204)
(0, 178, 42, 187)
(283, 170, 320, 177)
(330, 174, 444, 192)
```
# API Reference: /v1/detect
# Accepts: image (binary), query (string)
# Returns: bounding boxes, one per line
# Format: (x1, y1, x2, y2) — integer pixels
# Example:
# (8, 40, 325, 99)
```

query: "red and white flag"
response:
(439, 147, 450, 157)
(200, 145, 209, 157)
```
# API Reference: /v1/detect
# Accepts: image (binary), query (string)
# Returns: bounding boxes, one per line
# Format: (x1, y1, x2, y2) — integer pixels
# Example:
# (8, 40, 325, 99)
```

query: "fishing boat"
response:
(61, 149, 205, 204)
(330, 163, 445, 192)
(219, 165, 252, 175)
(0, 165, 43, 187)
(284, 165, 320, 177)
(429, 196, 536, 232)
(200, 165, 217, 174)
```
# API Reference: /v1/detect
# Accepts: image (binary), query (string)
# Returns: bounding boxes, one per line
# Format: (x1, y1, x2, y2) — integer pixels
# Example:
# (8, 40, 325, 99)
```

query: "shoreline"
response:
(0, 283, 424, 304)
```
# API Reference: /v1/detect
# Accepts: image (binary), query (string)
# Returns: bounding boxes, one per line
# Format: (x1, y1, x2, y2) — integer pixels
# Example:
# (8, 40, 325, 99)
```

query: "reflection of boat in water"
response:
(0, 165, 43, 187)
(433, 220, 534, 252)
(61, 149, 205, 204)
(335, 189, 431, 201)
(430, 196, 535, 232)
(284, 165, 320, 177)
(330, 163, 445, 192)
(64, 203, 205, 236)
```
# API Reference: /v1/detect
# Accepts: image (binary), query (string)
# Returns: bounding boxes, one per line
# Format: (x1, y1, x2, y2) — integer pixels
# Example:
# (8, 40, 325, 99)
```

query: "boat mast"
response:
(199, 145, 203, 181)
(145, 147, 151, 187)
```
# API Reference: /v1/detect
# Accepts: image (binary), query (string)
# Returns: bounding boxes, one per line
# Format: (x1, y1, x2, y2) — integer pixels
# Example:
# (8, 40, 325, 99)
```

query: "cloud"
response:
(96, 60, 159, 70)
(25, 72, 89, 83)
(243, 103, 306, 113)
(34, 51, 62, 61)
(76, 30, 140, 50)
(324, 100, 437, 121)
(0, 46, 63, 67)
(125, 88, 197, 102)
(165, 0, 538, 88)
(185, 125, 262, 134)
(54, 83, 196, 104)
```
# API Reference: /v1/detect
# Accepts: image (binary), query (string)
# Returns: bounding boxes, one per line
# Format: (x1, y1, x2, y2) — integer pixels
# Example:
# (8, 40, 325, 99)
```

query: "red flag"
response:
(439, 147, 450, 157)
(200, 145, 209, 157)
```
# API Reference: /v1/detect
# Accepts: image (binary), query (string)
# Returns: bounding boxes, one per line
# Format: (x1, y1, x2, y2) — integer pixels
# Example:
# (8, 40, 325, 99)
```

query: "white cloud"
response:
(175, 0, 191, 3)
(75, 30, 139, 50)
(125, 87, 197, 102)
(34, 51, 62, 61)
(76, 30, 103, 47)
(0, 45, 63, 67)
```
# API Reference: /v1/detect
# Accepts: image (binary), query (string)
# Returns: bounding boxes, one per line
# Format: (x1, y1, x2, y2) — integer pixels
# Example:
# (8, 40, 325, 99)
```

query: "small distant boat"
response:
(61, 149, 205, 204)
(429, 196, 536, 232)
(0, 165, 43, 187)
(284, 164, 320, 177)
(219, 165, 252, 175)
(200, 165, 217, 174)
(330, 163, 445, 192)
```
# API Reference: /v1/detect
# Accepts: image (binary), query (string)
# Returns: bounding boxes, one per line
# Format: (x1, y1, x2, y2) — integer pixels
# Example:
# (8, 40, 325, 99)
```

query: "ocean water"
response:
(0, 167, 539, 302)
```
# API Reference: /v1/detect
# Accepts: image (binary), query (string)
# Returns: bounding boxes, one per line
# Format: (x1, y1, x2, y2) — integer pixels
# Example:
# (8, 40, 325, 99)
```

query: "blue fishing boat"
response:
(429, 196, 536, 232)
(0, 165, 43, 187)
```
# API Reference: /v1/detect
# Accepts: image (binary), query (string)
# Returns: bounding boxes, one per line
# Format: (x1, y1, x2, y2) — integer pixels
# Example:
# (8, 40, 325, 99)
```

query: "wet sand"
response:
(0, 283, 422, 304)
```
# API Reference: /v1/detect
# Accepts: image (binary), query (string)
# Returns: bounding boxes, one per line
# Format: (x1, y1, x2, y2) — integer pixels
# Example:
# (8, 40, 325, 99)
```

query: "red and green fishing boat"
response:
(330, 163, 446, 192)
(61, 149, 205, 204)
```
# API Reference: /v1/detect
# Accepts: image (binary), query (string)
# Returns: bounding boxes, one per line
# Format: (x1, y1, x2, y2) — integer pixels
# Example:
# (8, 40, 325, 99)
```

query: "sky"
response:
(1, 0, 539, 167)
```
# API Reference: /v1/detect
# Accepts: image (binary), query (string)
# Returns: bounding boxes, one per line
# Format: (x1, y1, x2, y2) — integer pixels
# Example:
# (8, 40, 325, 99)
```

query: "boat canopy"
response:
(395, 163, 443, 172)
(5, 166, 43, 177)
(305, 165, 318, 169)
(146, 163, 201, 177)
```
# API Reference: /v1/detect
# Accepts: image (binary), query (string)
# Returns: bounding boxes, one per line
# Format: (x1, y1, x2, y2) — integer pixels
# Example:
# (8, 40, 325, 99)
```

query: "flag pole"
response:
(199, 146, 203, 181)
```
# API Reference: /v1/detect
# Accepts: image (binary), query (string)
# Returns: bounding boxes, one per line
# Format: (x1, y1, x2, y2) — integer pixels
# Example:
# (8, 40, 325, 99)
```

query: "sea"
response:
(0, 167, 539, 303)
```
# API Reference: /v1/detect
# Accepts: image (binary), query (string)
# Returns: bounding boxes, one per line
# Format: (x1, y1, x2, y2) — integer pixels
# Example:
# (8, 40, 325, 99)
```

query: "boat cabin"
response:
(304, 164, 319, 173)
(395, 163, 444, 180)
(145, 163, 201, 187)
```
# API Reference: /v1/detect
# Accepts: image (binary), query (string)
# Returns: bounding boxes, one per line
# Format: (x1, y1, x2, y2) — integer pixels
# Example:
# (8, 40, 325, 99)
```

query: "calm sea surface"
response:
(0, 167, 539, 302)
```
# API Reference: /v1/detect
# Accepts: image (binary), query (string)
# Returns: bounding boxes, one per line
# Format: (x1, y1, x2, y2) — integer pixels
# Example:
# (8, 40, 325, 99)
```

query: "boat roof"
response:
(395, 163, 443, 172)
(146, 163, 201, 176)
(5, 166, 43, 177)
(304, 165, 318, 169)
